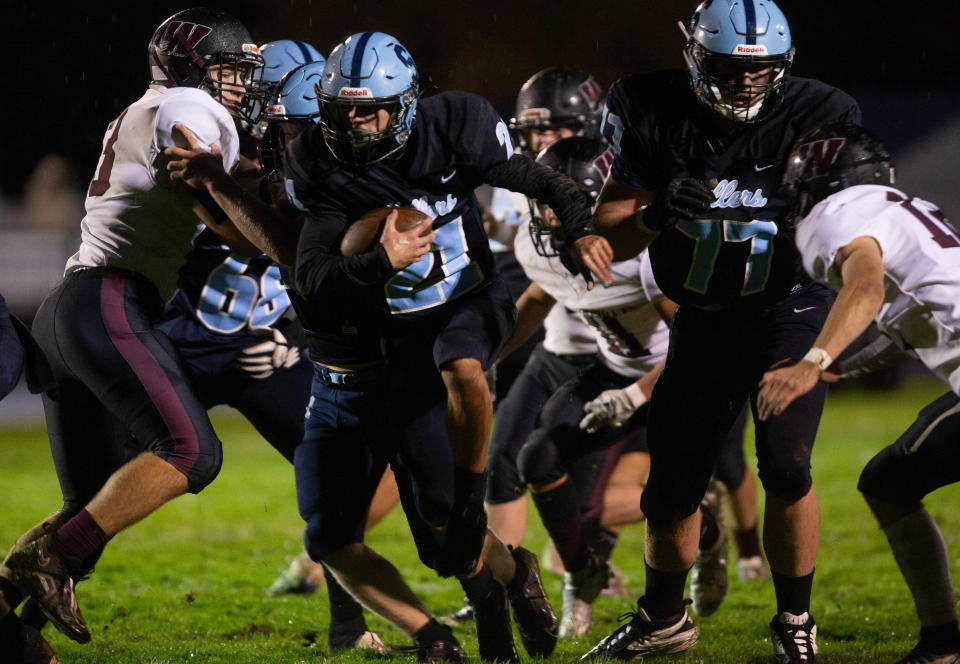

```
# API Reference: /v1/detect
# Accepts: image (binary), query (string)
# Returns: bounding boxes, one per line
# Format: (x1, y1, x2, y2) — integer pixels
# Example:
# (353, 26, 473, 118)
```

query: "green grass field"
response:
(2, 379, 958, 663)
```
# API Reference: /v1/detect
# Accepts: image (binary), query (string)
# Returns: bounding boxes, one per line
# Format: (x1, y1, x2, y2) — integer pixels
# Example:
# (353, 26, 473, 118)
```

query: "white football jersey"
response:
(514, 215, 669, 378)
(66, 86, 241, 303)
(543, 303, 598, 356)
(796, 184, 960, 393)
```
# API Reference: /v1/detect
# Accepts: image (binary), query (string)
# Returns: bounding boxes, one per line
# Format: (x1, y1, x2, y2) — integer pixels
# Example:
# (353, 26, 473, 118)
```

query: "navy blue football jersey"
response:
(602, 70, 861, 308)
(159, 228, 299, 375)
(0, 293, 24, 399)
(286, 91, 515, 319)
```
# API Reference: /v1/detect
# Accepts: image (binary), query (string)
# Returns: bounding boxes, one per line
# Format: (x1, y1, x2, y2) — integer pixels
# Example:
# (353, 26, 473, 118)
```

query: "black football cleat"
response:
(415, 623, 466, 663)
(506, 546, 558, 657)
(473, 581, 520, 662)
(6, 533, 89, 644)
(895, 642, 960, 664)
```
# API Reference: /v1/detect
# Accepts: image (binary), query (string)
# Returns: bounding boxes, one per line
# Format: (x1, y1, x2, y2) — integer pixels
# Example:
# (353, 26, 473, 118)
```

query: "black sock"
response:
(414, 618, 451, 646)
(18, 597, 47, 631)
(698, 502, 719, 551)
(587, 527, 619, 562)
(0, 577, 23, 614)
(459, 564, 498, 605)
(643, 560, 689, 621)
(772, 570, 814, 615)
(919, 620, 960, 652)
(0, 609, 20, 641)
(734, 526, 762, 559)
(531, 482, 588, 572)
(323, 563, 366, 631)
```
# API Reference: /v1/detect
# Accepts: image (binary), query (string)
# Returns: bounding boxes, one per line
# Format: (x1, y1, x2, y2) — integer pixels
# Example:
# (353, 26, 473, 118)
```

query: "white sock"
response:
(883, 508, 957, 627)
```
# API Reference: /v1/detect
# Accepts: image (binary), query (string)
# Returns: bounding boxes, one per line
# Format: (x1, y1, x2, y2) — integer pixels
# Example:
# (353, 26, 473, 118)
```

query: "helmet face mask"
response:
(529, 137, 612, 260)
(317, 32, 420, 170)
(781, 123, 896, 226)
(684, 0, 794, 124)
(148, 8, 268, 125)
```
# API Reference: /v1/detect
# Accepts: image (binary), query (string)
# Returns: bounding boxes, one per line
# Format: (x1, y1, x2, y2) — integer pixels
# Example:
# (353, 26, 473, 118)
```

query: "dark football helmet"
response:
(148, 7, 267, 125)
(682, 0, 795, 123)
(782, 123, 895, 225)
(509, 67, 604, 154)
(529, 136, 613, 258)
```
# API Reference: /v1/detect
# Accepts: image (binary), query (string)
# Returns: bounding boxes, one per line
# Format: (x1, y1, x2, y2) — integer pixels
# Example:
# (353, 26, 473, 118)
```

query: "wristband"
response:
(802, 347, 833, 371)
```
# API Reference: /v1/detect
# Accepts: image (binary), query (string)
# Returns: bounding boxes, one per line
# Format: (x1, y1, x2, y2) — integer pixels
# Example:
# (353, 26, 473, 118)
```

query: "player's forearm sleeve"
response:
(0, 295, 25, 400)
(294, 214, 395, 299)
(483, 154, 595, 241)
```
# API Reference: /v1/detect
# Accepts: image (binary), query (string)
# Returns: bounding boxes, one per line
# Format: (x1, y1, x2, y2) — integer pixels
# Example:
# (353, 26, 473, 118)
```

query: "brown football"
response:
(340, 206, 433, 256)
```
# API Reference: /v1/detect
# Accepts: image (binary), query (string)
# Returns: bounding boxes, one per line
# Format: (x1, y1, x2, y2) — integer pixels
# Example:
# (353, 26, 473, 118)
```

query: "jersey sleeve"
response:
(601, 79, 653, 191)
(796, 202, 876, 285)
(445, 92, 514, 172)
(154, 90, 240, 174)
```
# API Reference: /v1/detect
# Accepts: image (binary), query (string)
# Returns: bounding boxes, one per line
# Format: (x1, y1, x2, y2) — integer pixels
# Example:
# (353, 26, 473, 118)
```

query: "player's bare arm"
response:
(591, 178, 659, 262)
(758, 236, 886, 420)
(499, 281, 557, 361)
(165, 124, 300, 265)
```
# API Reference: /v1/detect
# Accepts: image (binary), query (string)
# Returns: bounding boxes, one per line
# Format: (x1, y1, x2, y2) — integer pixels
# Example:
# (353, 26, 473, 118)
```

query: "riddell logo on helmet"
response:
(521, 108, 551, 121)
(733, 44, 769, 55)
(242, 43, 260, 55)
(159, 21, 212, 56)
(339, 87, 373, 98)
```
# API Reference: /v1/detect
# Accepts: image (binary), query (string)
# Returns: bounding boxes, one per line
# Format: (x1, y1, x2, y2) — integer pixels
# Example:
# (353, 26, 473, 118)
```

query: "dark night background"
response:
(2, 0, 958, 198)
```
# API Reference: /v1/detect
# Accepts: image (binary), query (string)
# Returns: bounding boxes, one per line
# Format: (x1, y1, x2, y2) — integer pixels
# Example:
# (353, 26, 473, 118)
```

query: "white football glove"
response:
(236, 328, 301, 379)
(579, 381, 648, 434)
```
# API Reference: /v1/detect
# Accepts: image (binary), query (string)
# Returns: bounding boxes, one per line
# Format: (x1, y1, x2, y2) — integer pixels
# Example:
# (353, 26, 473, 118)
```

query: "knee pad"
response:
(303, 513, 361, 561)
(183, 438, 224, 494)
(756, 457, 812, 502)
(485, 445, 525, 504)
(640, 477, 703, 529)
(857, 453, 898, 502)
(517, 430, 563, 488)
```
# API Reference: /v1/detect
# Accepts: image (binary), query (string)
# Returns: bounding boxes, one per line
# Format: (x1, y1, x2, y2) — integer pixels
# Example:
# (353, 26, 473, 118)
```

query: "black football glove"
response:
(640, 177, 715, 232)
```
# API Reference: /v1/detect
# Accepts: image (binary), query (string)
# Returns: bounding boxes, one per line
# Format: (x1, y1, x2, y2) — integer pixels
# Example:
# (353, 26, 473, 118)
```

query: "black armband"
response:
(483, 154, 595, 241)
(833, 334, 909, 378)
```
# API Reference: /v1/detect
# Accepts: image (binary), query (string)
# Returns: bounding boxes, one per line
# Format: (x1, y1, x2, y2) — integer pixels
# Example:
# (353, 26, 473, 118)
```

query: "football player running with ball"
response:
(758, 124, 960, 664)
(285, 31, 604, 662)
(574, 1, 860, 662)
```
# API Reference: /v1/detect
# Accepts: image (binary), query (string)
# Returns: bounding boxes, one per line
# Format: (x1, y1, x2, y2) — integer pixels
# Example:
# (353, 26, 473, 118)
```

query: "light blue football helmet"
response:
(318, 31, 420, 169)
(260, 61, 327, 180)
(682, 0, 795, 123)
(259, 40, 325, 88)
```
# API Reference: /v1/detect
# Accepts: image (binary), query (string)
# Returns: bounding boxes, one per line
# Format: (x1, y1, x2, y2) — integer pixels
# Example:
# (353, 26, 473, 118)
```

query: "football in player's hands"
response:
(340, 206, 433, 256)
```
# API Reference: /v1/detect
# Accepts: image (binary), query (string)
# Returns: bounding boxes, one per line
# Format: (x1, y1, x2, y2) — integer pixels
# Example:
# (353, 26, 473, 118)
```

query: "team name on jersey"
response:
(711, 179, 768, 209)
(409, 194, 458, 218)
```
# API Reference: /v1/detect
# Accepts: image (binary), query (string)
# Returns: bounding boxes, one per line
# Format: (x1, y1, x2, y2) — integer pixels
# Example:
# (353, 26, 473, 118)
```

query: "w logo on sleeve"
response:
(158, 21, 212, 56)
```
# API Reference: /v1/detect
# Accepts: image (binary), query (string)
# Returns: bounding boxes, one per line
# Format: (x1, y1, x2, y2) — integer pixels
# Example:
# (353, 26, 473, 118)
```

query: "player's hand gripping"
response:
(579, 381, 648, 433)
(236, 328, 301, 379)
(640, 177, 715, 232)
(573, 234, 614, 289)
(756, 358, 822, 421)
(380, 210, 435, 270)
(164, 123, 228, 190)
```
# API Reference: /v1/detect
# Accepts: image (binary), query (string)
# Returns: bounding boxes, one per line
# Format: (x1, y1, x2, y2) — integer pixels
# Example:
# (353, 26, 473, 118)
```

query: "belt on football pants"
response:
(313, 363, 384, 387)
